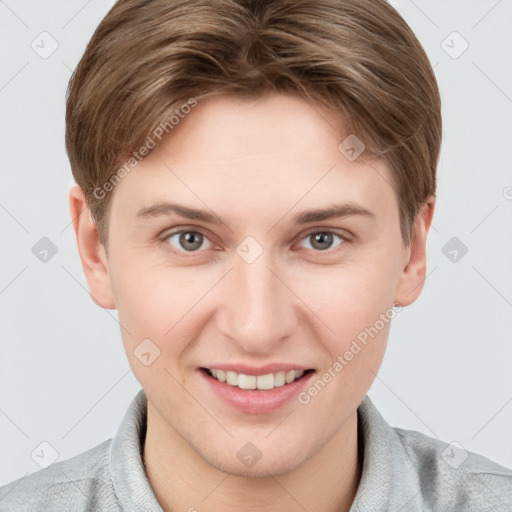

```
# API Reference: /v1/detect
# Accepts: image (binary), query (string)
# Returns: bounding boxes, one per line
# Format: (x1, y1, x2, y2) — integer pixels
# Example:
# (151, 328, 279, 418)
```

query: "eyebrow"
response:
(135, 201, 375, 226)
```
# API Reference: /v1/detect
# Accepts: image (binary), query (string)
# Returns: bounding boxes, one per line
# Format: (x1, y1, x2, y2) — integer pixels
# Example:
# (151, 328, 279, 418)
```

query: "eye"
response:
(297, 231, 347, 252)
(162, 228, 349, 256)
(164, 230, 214, 253)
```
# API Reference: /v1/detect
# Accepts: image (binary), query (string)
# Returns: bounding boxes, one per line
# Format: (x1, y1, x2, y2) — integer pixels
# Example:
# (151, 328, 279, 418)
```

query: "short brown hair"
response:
(65, 0, 442, 250)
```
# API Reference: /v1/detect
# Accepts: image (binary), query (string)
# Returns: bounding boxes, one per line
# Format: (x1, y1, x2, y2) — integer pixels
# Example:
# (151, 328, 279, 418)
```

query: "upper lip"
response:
(200, 363, 313, 376)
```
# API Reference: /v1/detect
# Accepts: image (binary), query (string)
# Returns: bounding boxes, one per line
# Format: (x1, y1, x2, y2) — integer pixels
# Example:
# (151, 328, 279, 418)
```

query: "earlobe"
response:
(394, 195, 436, 307)
(68, 184, 116, 309)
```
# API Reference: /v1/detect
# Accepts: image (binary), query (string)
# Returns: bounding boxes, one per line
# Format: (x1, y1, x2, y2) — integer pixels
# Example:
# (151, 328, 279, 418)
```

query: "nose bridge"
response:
(217, 249, 297, 353)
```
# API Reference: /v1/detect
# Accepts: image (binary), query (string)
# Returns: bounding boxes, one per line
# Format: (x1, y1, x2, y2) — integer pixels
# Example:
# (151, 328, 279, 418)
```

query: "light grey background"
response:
(1, 0, 511, 486)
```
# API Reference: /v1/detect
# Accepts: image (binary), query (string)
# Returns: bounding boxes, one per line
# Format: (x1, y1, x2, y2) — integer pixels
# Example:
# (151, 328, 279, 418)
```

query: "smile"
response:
(202, 368, 313, 390)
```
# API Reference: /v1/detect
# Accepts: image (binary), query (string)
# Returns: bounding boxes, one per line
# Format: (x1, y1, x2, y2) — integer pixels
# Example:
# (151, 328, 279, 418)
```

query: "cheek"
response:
(293, 249, 400, 396)
(110, 259, 216, 358)
(298, 257, 399, 343)
(295, 265, 398, 421)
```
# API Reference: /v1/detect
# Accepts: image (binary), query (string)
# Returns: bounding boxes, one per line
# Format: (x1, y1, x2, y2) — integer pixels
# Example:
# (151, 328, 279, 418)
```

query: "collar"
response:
(350, 395, 423, 511)
(109, 389, 163, 511)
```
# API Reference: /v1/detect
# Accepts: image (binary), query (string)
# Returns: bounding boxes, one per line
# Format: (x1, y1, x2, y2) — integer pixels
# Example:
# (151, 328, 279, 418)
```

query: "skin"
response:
(70, 92, 434, 512)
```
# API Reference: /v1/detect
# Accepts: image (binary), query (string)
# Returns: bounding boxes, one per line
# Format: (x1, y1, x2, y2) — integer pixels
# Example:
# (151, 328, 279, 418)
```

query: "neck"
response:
(142, 402, 362, 512)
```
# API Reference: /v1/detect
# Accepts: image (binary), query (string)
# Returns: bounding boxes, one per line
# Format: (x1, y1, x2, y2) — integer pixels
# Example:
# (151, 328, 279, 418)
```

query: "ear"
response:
(69, 184, 116, 309)
(394, 194, 436, 307)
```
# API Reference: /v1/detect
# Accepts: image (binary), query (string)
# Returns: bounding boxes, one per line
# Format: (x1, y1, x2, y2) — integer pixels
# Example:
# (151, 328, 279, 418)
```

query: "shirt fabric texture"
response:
(1, 389, 511, 511)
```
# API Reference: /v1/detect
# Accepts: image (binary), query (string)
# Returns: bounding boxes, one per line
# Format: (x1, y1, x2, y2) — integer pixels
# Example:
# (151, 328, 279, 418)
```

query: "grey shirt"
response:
(1, 389, 511, 511)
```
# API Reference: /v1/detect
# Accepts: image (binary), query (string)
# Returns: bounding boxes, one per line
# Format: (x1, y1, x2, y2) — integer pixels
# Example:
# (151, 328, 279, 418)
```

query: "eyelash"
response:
(161, 227, 351, 257)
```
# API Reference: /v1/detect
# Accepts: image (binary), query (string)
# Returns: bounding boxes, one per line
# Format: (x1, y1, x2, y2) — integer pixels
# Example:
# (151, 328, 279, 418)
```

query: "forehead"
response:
(147, 93, 362, 165)
(109, 92, 399, 227)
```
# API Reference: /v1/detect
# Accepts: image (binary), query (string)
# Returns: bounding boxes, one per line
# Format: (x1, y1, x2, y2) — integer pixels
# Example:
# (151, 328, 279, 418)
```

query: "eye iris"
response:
(173, 232, 338, 252)
(310, 232, 333, 251)
(180, 231, 203, 251)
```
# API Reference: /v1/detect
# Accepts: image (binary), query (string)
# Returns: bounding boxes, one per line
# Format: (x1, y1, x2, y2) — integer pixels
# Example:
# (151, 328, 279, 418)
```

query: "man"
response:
(1, 1, 511, 510)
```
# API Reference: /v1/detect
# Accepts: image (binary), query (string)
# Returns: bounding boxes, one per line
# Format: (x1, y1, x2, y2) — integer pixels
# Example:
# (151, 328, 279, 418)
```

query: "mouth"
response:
(200, 367, 315, 391)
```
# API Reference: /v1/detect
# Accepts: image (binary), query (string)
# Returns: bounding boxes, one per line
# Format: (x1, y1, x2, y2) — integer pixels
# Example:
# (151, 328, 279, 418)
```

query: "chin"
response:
(214, 458, 301, 479)
(200, 444, 309, 479)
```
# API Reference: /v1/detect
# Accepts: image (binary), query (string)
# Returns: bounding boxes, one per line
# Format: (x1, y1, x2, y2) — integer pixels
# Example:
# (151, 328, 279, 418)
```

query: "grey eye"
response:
(166, 231, 212, 252)
(299, 232, 345, 251)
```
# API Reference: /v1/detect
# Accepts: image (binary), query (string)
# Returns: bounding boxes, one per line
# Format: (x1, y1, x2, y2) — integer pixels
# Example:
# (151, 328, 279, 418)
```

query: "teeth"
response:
(226, 371, 238, 386)
(274, 371, 286, 387)
(256, 373, 274, 390)
(238, 374, 257, 389)
(207, 368, 307, 390)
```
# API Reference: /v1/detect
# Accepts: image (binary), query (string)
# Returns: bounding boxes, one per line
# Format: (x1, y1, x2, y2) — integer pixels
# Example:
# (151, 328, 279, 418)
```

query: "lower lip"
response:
(199, 369, 315, 414)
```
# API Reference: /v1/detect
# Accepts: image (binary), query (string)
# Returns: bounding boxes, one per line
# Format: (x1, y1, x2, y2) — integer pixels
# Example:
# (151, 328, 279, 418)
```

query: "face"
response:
(75, 92, 426, 477)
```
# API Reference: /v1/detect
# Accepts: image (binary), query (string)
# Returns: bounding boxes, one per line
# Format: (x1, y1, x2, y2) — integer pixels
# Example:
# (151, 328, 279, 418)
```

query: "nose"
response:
(216, 251, 299, 355)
